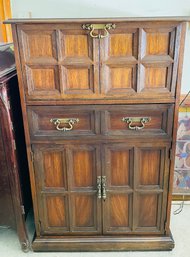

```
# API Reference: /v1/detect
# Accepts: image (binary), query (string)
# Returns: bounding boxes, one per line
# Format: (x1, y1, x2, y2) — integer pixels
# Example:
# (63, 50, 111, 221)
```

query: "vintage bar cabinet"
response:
(5, 17, 187, 251)
(0, 43, 31, 251)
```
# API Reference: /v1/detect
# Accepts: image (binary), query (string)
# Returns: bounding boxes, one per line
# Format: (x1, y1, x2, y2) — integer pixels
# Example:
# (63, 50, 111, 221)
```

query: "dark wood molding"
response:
(4, 16, 190, 24)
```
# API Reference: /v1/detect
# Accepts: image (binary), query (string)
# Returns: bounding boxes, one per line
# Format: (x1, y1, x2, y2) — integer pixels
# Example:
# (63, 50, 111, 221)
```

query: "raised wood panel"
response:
(21, 30, 57, 62)
(62, 67, 94, 93)
(109, 33, 134, 57)
(72, 194, 96, 228)
(43, 151, 66, 188)
(107, 147, 132, 187)
(60, 30, 93, 60)
(72, 149, 94, 188)
(107, 66, 136, 92)
(30, 67, 57, 90)
(141, 28, 175, 58)
(103, 192, 132, 233)
(145, 67, 167, 88)
(140, 150, 161, 186)
(64, 34, 89, 57)
(27, 105, 98, 140)
(109, 194, 129, 227)
(33, 146, 67, 191)
(45, 195, 68, 228)
(146, 33, 169, 55)
(137, 194, 159, 228)
(26, 65, 60, 96)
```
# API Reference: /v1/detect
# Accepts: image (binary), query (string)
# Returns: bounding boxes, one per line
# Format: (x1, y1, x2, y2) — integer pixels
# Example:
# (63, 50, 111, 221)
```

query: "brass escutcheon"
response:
(82, 23, 116, 38)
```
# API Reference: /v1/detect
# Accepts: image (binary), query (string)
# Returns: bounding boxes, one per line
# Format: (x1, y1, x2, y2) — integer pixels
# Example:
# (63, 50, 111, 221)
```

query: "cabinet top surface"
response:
(4, 16, 190, 24)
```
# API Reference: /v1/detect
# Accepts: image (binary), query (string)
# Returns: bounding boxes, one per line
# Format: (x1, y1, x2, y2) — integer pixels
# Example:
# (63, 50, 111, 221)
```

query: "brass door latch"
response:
(97, 176, 107, 200)
(82, 23, 116, 38)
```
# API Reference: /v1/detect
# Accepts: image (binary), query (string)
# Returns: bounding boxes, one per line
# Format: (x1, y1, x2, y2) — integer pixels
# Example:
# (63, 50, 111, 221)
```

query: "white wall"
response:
(10, 0, 190, 93)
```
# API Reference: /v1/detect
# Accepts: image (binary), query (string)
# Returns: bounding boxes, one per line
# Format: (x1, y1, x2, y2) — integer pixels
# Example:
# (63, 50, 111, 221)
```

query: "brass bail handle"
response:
(50, 118, 79, 131)
(122, 117, 151, 131)
(82, 23, 116, 39)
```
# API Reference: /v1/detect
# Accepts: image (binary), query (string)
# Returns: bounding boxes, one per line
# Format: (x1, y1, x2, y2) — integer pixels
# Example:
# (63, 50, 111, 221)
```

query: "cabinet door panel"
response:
(18, 24, 99, 100)
(133, 144, 170, 233)
(100, 23, 182, 101)
(44, 195, 69, 229)
(68, 145, 102, 233)
(103, 144, 133, 233)
(33, 144, 102, 235)
(137, 194, 160, 228)
(100, 28, 138, 95)
(103, 142, 170, 235)
(71, 193, 99, 232)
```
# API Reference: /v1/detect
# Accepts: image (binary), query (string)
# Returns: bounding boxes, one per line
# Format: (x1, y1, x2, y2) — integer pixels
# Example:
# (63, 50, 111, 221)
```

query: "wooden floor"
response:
(0, 202, 189, 256)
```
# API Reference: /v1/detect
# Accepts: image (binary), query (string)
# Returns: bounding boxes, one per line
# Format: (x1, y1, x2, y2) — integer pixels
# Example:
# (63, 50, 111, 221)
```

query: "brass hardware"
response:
(122, 117, 151, 130)
(97, 176, 102, 199)
(50, 118, 79, 131)
(82, 23, 116, 39)
(102, 176, 107, 200)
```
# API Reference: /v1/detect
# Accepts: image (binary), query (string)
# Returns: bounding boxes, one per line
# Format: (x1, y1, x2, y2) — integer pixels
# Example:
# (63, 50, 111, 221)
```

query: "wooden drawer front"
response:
(28, 106, 99, 139)
(101, 104, 173, 137)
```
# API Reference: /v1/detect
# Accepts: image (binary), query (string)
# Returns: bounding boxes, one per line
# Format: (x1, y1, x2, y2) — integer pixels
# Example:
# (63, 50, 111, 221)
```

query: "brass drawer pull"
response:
(102, 176, 107, 200)
(50, 118, 79, 131)
(82, 23, 116, 39)
(122, 117, 151, 130)
(97, 176, 102, 199)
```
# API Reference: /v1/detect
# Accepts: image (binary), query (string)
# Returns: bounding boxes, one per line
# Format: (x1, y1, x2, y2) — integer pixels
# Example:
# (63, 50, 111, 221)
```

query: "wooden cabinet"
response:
(6, 17, 187, 251)
(0, 43, 31, 252)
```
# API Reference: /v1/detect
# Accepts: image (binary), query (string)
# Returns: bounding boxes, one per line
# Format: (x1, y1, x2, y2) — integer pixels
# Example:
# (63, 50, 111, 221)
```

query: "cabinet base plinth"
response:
(32, 233, 174, 252)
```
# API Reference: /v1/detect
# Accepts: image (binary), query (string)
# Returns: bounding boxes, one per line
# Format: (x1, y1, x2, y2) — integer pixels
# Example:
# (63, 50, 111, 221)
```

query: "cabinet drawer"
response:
(101, 104, 174, 137)
(28, 106, 99, 139)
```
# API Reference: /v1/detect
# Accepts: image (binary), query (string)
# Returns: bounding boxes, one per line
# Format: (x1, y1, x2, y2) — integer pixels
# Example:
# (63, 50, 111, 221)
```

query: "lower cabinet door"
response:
(33, 144, 102, 235)
(102, 142, 170, 235)
(32, 141, 170, 236)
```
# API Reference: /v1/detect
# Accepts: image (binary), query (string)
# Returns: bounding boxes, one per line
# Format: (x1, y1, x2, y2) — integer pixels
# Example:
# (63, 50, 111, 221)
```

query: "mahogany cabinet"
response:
(0, 43, 31, 251)
(5, 17, 187, 251)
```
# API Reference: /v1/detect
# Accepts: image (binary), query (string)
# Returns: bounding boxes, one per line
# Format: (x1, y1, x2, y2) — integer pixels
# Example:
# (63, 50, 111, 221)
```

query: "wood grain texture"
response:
(43, 151, 65, 188)
(138, 194, 158, 227)
(110, 150, 130, 186)
(109, 194, 129, 227)
(46, 196, 67, 227)
(140, 149, 161, 185)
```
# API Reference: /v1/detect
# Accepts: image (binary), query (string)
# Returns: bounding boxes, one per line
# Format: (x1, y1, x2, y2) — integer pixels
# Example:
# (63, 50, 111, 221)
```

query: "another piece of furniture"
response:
(0, 43, 31, 252)
(6, 17, 187, 251)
